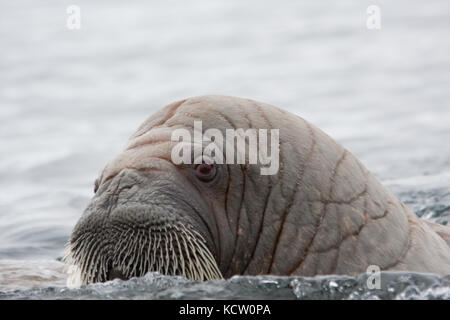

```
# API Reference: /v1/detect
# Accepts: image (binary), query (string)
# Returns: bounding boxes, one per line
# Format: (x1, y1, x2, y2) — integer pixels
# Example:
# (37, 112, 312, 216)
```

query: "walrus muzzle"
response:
(64, 168, 222, 286)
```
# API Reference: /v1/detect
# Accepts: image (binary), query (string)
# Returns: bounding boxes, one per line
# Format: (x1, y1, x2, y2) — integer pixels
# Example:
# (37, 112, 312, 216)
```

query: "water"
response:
(2, 272, 450, 300)
(0, 0, 449, 299)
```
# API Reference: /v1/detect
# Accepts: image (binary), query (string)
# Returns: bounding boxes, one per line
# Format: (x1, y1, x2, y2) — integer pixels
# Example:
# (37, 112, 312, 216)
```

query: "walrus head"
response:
(64, 165, 222, 285)
(64, 101, 231, 286)
(65, 95, 450, 286)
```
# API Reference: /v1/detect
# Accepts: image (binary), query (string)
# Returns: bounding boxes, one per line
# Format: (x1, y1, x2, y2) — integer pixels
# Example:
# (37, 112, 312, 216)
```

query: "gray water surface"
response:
(0, 0, 449, 299)
(2, 271, 450, 300)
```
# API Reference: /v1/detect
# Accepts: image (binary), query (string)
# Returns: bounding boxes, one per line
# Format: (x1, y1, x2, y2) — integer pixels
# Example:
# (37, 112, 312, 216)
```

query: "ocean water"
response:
(0, 0, 449, 299)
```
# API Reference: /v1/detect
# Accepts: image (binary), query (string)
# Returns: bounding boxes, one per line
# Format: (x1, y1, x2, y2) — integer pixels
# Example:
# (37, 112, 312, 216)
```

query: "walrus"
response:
(64, 95, 450, 286)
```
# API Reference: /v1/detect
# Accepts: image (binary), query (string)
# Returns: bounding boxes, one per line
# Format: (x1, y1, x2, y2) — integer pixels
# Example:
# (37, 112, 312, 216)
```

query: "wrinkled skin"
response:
(66, 95, 450, 285)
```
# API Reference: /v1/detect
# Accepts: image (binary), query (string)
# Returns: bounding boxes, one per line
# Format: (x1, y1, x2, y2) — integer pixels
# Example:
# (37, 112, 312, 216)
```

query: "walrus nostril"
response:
(108, 267, 128, 281)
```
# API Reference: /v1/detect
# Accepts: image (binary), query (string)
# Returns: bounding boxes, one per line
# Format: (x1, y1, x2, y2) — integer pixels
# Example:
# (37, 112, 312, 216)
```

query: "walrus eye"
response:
(194, 163, 216, 182)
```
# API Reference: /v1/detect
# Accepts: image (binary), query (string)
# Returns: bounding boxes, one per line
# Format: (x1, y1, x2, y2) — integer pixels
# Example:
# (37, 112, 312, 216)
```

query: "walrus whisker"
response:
(71, 234, 92, 262)
(129, 230, 143, 277)
(163, 232, 173, 275)
(187, 236, 204, 280)
(115, 229, 135, 269)
(173, 231, 186, 278)
(179, 229, 197, 280)
(152, 234, 158, 273)
(89, 238, 109, 282)
(163, 232, 170, 276)
(79, 235, 98, 282)
(167, 232, 176, 275)
(126, 230, 139, 271)
(65, 219, 223, 287)
(182, 228, 209, 280)
(158, 239, 164, 275)
(188, 230, 219, 280)
(99, 255, 108, 281)
(151, 233, 159, 274)
(187, 228, 220, 275)
(147, 231, 155, 272)
(138, 231, 146, 277)
(141, 229, 150, 277)
(172, 233, 181, 276)
(113, 233, 129, 264)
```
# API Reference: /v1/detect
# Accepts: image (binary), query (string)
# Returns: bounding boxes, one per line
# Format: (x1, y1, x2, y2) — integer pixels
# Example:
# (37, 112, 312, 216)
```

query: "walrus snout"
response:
(64, 168, 222, 287)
